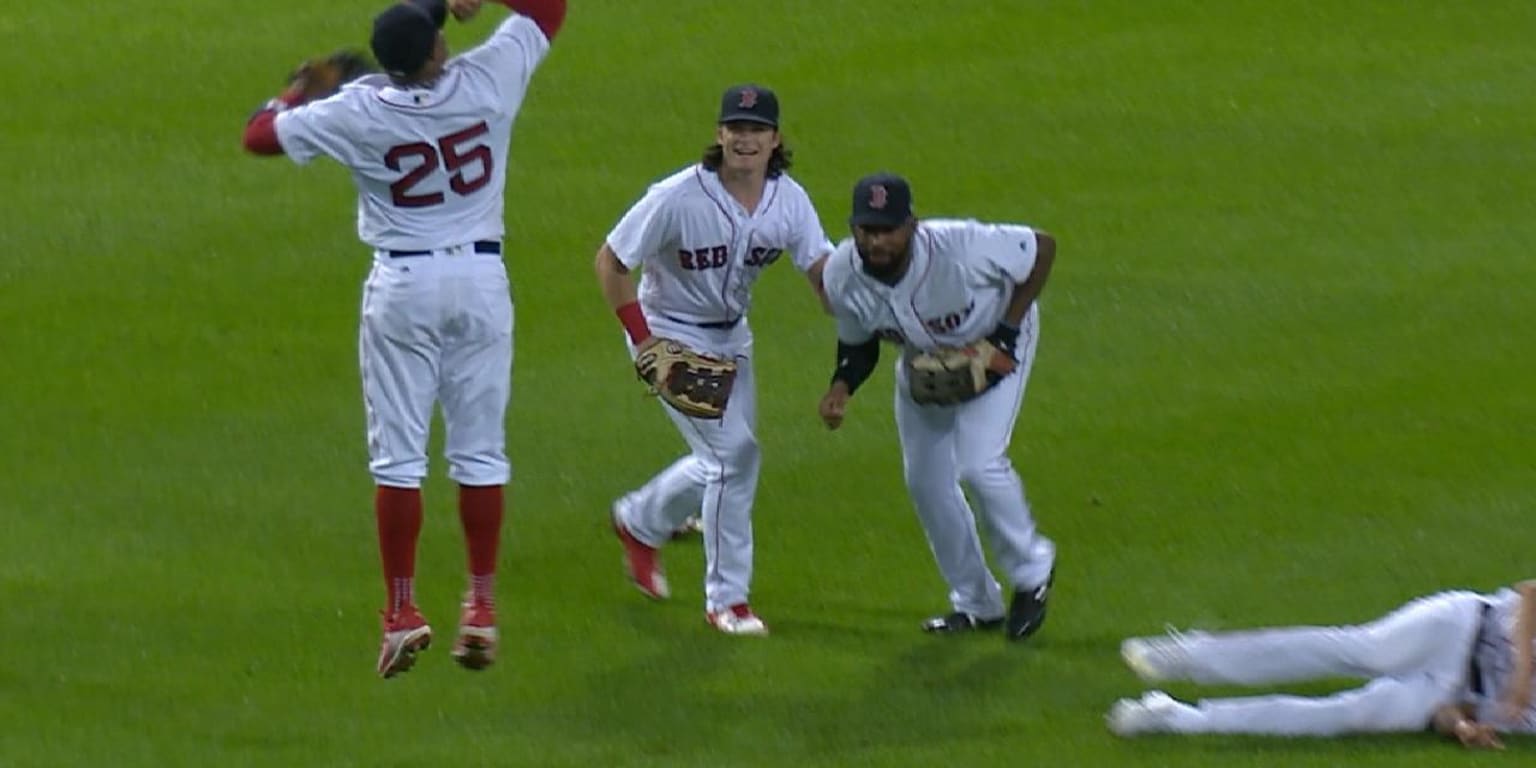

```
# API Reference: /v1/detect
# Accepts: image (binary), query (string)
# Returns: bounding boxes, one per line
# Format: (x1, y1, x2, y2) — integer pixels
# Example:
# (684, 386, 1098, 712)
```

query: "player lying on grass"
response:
(1109, 578, 1536, 749)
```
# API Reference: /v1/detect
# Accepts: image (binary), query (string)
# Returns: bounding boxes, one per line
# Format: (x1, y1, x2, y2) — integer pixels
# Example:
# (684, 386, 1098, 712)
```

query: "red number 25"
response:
(384, 121, 493, 208)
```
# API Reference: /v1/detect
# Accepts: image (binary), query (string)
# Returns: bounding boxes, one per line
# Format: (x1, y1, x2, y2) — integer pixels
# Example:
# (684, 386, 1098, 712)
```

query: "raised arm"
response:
(496, 0, 566, 40)
(242, 90, 304, 156)
(240, 52, 376, 156)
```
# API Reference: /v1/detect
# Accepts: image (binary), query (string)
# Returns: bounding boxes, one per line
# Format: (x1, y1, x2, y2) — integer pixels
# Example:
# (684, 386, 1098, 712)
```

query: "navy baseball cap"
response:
(371, 0, 445, 79)
(849, 172, 914, 228)
(718, 84, 779, 128)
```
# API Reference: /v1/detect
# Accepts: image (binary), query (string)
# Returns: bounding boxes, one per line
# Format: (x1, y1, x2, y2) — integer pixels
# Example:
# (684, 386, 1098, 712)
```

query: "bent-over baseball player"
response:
(596, 84, 833, 636)
(818, 172, 1058, 642)
(1110, 578, 1536, 750)
(241, 0, 566, 677)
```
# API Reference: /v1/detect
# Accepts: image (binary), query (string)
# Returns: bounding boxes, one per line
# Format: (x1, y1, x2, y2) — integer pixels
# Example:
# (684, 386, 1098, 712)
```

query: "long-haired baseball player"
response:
(595, 84, 834, 636)
(241, 0, 566, 677)
(817, 172, 1058, 642)
(1109, 579, 1536, 749)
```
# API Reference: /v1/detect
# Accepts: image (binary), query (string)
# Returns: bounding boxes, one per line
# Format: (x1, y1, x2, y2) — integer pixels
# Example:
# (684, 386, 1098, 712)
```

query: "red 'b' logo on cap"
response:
(870, 184, 889, 209)
(739, 89, 758, 109)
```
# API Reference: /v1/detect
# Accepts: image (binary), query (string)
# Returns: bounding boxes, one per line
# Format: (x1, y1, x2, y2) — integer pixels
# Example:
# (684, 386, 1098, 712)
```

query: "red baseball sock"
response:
(375, 486, 423, 614)
(458, 484, 504, 607)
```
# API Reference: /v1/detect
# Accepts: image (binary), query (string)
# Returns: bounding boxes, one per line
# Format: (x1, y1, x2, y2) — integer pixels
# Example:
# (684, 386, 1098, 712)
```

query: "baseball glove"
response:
(907, 340, 1013, 405)
(287, 50, 377, 103)
(634, 339, 738, 420)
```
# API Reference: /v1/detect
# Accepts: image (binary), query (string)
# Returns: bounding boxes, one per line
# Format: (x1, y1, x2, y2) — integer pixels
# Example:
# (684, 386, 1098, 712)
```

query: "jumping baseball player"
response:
(1109, 578, 1536, 749)
(241, 0, 566, 677)
(596, 84, 833, 636)
(817, 172, 1058, 642)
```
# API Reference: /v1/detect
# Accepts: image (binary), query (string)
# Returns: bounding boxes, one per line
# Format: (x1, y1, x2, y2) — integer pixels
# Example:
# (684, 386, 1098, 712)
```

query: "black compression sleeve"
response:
(832, 338, 881, 394)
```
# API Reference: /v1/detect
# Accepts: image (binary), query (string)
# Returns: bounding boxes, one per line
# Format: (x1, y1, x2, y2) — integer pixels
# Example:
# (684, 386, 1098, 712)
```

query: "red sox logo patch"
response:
(739, 89, 758, 109)
(870, 184, 888, 209)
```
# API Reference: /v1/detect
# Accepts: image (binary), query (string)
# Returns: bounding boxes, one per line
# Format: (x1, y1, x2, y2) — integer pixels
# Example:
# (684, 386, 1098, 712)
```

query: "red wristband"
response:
(616, 301, 651, 345)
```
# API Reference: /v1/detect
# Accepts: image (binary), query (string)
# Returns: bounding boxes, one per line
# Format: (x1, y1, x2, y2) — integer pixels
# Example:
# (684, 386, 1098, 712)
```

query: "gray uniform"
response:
(1137, 588, 1536, 735)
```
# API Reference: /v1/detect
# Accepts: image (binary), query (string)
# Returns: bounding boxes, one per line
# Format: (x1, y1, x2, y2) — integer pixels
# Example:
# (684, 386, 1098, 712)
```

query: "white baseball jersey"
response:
(823, 216, 1055, 615)
(606, 165, 832, 326)
(823, 218, 1040, 353)
(605, 163, 830, 614)
(274, 14, 550, 250)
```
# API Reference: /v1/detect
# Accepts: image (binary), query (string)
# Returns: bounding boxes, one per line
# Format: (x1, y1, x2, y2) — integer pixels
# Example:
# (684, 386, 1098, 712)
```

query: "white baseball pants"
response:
(359, 247, 512, 488)
(617, 320, 759, 613)
(1161, 590, 1485, 735)
(894, 305, 1055, 619)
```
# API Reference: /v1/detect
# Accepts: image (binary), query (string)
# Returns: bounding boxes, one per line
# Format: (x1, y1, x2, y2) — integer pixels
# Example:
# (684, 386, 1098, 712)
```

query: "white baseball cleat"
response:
(451, 600, 497, 671)
(1120, 629, 1195, 683)
(706, 604, 769, 636)
(377, 606, 433, 679)
(1106, 690, 1182, 737)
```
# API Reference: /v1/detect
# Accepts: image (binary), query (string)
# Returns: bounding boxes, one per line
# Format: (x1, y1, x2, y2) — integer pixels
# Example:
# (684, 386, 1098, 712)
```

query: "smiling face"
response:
(714, 121, 780, 176)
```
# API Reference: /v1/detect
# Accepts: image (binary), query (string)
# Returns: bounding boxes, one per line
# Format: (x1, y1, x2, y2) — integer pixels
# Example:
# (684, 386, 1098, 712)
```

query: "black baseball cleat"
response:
(922, 611, 1005, 634)
(1006, 569, 1054, 642)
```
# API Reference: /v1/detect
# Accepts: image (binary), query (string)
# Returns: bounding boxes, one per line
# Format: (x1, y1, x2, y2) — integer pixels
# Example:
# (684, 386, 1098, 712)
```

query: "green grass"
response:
(3, 0, 1534, 765)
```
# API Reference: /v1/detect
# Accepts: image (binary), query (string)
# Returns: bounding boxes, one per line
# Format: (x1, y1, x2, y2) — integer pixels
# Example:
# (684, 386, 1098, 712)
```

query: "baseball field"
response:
(5, 0, 1534, 765)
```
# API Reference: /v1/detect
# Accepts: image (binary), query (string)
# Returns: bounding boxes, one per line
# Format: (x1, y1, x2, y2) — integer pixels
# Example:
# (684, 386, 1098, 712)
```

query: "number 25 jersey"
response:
(273, 14, 550, 251)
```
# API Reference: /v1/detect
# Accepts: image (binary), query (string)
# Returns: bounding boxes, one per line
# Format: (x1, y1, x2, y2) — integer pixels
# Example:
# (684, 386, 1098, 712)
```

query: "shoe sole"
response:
(923, 623, 1004, 634)
(378, 627, 432, 679)
(1106, 699, 1147, 737)
(1121, 640, 1168, 682)
(1107, 691, 1177, 736)
(1007, 570, 1054, 642)
(1006, 610, 1047, 642)
(452, 628, 496, 671)
(706, 615, 769, 636)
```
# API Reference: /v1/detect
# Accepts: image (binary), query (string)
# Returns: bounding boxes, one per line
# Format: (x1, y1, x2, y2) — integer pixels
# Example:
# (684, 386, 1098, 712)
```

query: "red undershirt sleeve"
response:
(497, 0, 566, 41)
(241, 88, 304, 157)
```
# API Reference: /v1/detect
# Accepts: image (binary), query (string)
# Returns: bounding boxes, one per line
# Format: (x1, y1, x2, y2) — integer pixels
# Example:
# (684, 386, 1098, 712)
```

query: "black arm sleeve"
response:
(831, 337, 881, 394)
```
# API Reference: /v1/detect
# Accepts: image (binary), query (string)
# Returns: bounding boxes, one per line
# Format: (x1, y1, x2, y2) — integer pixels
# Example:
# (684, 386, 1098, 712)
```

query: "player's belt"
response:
(663, 314, 741, 330)
(1466, 601, 1493, 695)
(387, 240, 501, 258)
